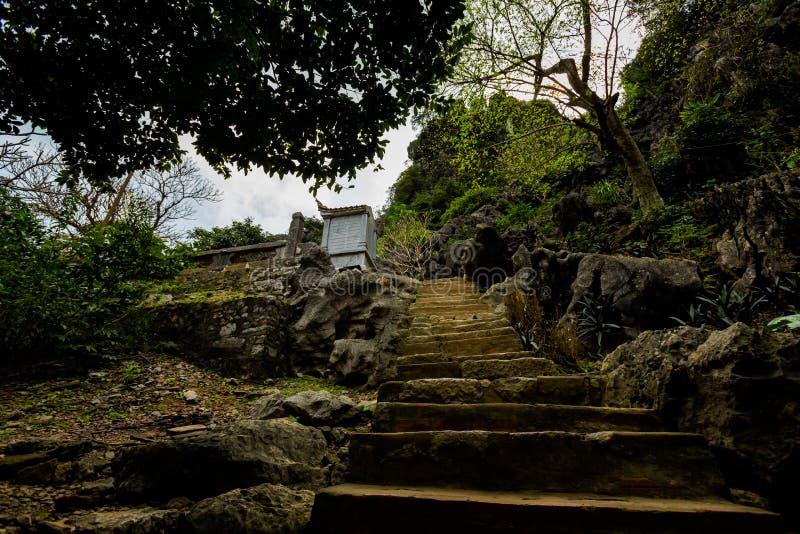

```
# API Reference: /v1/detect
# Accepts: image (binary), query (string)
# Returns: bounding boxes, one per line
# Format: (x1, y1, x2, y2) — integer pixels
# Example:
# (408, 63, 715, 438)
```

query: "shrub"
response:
(441, 186, 499, 222)
(0, 188, 185, 363)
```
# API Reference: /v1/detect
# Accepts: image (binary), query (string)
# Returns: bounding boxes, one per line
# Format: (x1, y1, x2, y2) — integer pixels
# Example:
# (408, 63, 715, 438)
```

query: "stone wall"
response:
(145, 245, 415, 382)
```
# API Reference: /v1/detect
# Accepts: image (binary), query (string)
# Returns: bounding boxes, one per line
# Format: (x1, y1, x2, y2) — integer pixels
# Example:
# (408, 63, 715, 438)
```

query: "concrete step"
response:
(398, 333, 522, 357)
(398, 350, 535, 365)
(378, 376, 605, 406)
(372, 403, 664, 433)
(348, 431, 727, 498)
(396, 357, 557, 381)
(401, 318, 509, 337)
(311, 484, 784, 534)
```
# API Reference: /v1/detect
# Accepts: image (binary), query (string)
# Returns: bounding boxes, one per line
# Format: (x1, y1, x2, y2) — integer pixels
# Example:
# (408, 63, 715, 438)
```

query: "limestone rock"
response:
(283, 390, 359, 427)
(329, 338, 396, 386)
(601, 323, 800, 523)
(697, 169, 800, 292)
(184, 483, 313, 534)
(563, 253, 702, 338)
(114, 419, 327, 502)
(291, 270, 414, 374)
(250, 391, 287, 420)
(68, 507, 181, 533)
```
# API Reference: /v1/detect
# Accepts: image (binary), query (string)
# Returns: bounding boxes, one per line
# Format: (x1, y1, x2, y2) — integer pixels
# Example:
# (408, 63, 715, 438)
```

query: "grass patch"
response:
(273, 376, 352, 397)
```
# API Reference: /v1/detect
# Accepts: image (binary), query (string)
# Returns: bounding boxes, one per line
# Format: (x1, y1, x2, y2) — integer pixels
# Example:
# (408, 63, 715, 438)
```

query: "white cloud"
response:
(177, 123, 415, 236)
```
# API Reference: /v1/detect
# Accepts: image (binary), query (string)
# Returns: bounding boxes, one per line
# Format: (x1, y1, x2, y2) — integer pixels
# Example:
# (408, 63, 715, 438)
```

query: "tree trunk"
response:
(596, 103, 664, 213)
(103, 170, 135, 225)
(546, 58, 665, 214)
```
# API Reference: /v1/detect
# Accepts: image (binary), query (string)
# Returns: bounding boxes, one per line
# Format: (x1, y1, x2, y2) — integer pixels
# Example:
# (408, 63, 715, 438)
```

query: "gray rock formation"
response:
(562, 253, 702, 336)
(114, 419, 328, 502)
(329, 338, 397, 386)
(290, 270, 415, 374)
(696, 169, 800, 292)
(185, 483, 314, 534)
(601, 323, 800, 522)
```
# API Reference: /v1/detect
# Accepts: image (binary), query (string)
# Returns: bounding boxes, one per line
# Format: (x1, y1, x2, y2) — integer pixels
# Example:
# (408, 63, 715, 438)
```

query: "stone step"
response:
(401, 326, 517, 345)
(398, 333, 522, 357)
(378, 376, 605, 406)
(408, 303, 493, 317)
(413, 294, 483, 304)
(396, 357, 558, 381)
(348, 431, 727, 498)
(401, 318, 509, 336)
(311, 484, 784, 534)
(398, 350, 535, 365)
(372, 403, 664, 433)
(411, 313, 500, 325)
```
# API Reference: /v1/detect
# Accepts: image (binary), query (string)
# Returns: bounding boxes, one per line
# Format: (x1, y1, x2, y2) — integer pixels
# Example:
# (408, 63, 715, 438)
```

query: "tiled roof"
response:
(316, 199, 373, 218)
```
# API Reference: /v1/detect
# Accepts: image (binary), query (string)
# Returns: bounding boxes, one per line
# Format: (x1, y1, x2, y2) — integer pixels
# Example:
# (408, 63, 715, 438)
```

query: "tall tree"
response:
(451, 0, 665, 212)
(0, 1, 469, 190)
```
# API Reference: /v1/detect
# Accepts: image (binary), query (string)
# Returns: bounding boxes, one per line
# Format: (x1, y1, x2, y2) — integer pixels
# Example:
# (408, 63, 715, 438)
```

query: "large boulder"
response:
(251, 390, 366, 427)
(563, 254, 702, 338)
(67, 507, 182, 533)
(329, 338, 397, 386)
(290, 271, 415, 374)
(695, 169, 800, 292)
(184, 483, 313, 534)
(114, 419, 327, 502)
(602, 323, 800, 524)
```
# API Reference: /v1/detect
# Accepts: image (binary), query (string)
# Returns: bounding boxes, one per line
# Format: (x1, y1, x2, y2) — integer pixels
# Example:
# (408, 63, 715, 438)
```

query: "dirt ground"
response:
(0, 352, 373, 527)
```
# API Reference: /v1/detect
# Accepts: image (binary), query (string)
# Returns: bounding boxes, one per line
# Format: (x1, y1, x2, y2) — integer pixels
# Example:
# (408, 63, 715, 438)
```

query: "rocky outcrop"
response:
(485, 247, 702, 345)
(602, 323, 800, 524)
(114, 419, 328, 502)
(184, 483, 314, 534)
(328, 339, 397, 386)
(147, 245, 414, 381)
(290, 270, 415, 374)
(251, 390, 372, 428)
(562, 253, 702, 336)
(695, 169, 800, 292)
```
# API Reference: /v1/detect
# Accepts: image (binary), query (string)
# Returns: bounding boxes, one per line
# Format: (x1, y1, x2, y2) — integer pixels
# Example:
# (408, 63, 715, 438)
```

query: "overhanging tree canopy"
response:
(0, 1, 468, 190)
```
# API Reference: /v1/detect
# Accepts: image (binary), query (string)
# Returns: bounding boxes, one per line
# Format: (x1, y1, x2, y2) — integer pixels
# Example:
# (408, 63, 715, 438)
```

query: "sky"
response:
(175, 123, 416, 236)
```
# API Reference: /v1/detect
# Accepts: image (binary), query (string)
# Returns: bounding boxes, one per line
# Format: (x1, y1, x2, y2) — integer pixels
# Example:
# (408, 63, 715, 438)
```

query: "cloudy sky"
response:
(176, 123, 416, 236)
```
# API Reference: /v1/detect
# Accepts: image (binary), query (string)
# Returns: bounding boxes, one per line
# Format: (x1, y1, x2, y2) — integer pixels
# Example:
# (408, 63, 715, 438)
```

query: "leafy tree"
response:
(189, 217, 273, 251)
(0, 188, 184, 362)
(450, 0, 665, 213)
(303, 216, 324, 244)
(0, 1, 469, 190)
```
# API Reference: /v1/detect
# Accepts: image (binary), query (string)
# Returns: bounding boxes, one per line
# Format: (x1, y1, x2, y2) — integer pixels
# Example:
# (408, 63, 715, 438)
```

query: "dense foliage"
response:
(188, 217, 274, 251)
(386, 94, 592, 227)
(0, 1, 469, 190)
(0, 188, 185, 362)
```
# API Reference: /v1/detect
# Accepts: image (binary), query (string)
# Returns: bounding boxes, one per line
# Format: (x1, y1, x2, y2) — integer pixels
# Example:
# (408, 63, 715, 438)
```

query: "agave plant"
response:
(576, 294, 621, 353)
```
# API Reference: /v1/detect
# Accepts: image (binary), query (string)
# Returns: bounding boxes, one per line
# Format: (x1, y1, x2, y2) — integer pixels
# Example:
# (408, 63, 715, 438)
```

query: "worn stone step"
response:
(411, 313, 500, 325)
(396, 357, 557, 381)
(399, 333, 522, 357)
(401, 326, 517, 345)
(413, 294, 483, 304)
(398, 350, 534, 365)
(401, 318, 509, 337)
(372, 403, 664, 433)
(311, 484, 784, 534)
(378, 376, 605, 406)
(408, 303, 493, 317)
(348, 431, 727, 498)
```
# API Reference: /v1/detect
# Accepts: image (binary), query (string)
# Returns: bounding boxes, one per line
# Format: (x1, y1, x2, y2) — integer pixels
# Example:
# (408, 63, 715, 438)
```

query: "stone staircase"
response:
(311, 278, 784, 533)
